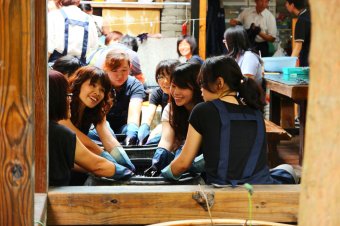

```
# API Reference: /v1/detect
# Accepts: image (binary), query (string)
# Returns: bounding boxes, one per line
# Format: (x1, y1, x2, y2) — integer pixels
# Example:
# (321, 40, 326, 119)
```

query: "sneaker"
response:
(270, 164, 299, 184)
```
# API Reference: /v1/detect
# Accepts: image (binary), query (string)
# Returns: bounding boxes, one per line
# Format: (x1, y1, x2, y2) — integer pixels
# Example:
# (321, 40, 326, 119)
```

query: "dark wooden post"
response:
(0, 0, 35, 225)
(34, 0, 48, 193)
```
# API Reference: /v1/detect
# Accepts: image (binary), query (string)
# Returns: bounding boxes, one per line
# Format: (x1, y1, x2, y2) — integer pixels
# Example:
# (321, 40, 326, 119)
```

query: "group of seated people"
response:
(48, 29, 298, 187)
(47, 0, 297, 187)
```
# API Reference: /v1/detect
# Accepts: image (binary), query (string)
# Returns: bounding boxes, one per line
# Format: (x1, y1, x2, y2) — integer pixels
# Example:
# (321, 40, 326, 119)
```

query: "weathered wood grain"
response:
(34, 0, 48, 193)
(47, 185, 299, 225)
(299, 0, 340, 225)
(0, 0, 35, 225)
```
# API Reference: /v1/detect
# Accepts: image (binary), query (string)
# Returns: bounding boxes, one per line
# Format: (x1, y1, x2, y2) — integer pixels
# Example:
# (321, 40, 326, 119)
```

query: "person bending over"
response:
(161, 56, 297, 185)
(48, 70, 133, 186)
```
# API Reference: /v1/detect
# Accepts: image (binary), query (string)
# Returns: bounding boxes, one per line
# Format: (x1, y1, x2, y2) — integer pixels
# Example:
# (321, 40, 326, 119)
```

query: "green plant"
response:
(244, 183, 254, 226)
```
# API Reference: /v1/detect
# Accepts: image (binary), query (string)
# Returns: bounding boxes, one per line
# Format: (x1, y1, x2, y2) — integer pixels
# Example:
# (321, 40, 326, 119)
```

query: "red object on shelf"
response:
(182, 22, 187, 35)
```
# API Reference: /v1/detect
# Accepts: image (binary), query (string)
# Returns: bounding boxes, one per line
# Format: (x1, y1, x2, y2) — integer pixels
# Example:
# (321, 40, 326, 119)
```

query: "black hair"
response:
(49, 70, 69, 121)
(177, 35, 198, 56)
(69, 66, 112, 132)
(286, 0, 306, 9)
(198, 55, 265, 111)
(79, 3, 92, 12)
(169, 62, 203, 144)
(52, 55, 82, 78)
(120, 34, 139, 52)
(154, 59, 180, 83)
(224, 25, 253, 59)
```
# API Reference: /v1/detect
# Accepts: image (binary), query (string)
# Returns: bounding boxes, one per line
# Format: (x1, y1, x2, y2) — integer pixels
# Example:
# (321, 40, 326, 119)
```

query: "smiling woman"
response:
(69, 66, 112, 133)
(177, 35, 204, 65)
(145, 62, 203, 176)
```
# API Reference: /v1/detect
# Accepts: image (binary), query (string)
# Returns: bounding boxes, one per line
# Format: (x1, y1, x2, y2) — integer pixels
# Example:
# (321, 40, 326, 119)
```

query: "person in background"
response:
(48, 0, 98, 65)
(79, 3, 103, 38)
(98, 19, 112, 47)
(137, 59, 180, 145)
(177, 35, 204, 65)
(88, 49, 145, 146)
(105, 31, 124, 46)
(120, 34, 139, 52)
(229, 0, 277, 57)
(145, 63, 203, 176)
(285, 0, 311, 66)
(87, 35, 145, 84)
(161, 56, 297, 185)
(48, 70, 133, 186)
(224, 26, 264, 87)
(52, 55, 82, 79)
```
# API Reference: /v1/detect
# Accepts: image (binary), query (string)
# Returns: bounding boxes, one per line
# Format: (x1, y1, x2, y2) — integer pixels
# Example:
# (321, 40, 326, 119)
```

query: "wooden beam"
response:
(34, 0, 48, 194)
(48, 185, 299, 225)
(0, 0, 35, 225)
(299, 0, 340, 225)
(198, 0, 207, 59)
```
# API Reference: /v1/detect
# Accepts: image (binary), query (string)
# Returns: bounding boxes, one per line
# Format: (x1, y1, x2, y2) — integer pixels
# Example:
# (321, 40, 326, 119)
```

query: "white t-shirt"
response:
(237, 7, 277, 43)
(237, 51, 263, 85)
(48, 5, 98, 57)
(161, 104, 170, 122)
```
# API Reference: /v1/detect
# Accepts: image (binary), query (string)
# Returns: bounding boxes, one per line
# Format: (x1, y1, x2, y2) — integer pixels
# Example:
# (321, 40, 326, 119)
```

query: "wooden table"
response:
(265, 74, 308, 165)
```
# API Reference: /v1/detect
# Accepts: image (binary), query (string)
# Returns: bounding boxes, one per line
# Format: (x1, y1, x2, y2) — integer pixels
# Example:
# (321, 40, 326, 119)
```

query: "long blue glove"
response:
(137, 123, 150, 145)
(151, 147, 175, 170)
(144, 147, 175, 176)
(125, 123, 139, 145)
(100, 151, 133, 180)
(109, 146, 135, 172)
(161, 164, 180, 181)
(189, 154, 205, 174)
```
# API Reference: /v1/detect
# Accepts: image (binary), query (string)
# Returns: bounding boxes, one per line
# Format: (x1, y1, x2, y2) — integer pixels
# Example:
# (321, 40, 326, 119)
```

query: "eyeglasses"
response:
(157, 74, 170, 81)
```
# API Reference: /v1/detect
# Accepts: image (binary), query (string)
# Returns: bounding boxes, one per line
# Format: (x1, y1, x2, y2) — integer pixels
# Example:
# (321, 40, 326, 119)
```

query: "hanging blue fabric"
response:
(49, 8, 89, 65)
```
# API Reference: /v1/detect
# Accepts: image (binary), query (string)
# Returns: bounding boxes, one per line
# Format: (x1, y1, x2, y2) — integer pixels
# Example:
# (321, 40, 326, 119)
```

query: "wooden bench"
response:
(265, 119, 292, 168)
(47, 185, 299, 225)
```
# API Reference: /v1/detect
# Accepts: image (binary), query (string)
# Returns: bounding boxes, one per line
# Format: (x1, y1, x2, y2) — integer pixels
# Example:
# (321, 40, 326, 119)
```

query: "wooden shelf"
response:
(92, 3, 164, 9)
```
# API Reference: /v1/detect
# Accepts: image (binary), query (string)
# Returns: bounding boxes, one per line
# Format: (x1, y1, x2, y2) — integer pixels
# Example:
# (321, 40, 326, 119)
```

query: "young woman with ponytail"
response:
(161, 56, 297, 185)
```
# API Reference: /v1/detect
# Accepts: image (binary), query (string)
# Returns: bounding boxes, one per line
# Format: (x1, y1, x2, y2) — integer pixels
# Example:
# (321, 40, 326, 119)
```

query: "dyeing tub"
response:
(84, 158, 205, 186)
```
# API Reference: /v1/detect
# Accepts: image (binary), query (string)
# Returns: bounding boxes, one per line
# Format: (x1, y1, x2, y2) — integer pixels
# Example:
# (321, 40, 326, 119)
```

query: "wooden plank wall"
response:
(0, 0, 35, 225)
(298, 0, 340, 225)
(47, 185, 299, 225)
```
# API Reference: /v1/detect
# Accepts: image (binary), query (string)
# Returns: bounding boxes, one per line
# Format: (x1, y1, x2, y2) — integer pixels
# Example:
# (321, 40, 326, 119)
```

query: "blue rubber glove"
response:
(161, 164, 181, 181)
(137, 123, 150, 145)
(100, 151, 133, 180)
(189, 154, 205, 174)
(109, 146, 135, 172)
(125, 123, 139, 145)
(151, 147, 175, 170)
(111, 162, 134, 180)
(144, 147, 175, 176)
